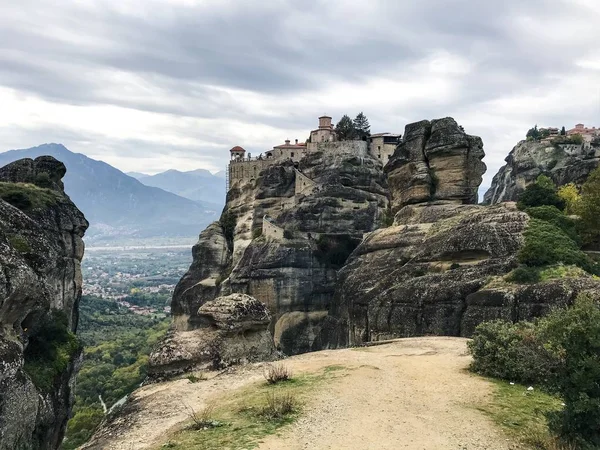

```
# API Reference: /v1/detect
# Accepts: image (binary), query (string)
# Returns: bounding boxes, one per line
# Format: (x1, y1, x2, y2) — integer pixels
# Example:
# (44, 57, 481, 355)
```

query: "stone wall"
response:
(294, 169, 318, 196)
(262, 215, 285, 240)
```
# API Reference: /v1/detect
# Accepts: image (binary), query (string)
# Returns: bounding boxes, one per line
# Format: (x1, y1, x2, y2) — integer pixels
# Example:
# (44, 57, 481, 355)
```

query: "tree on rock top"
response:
(526, 125, 540, 141)
(335, 115, 356, 141)
(353, 112, 371, 140)
(517, 175, 565, 210)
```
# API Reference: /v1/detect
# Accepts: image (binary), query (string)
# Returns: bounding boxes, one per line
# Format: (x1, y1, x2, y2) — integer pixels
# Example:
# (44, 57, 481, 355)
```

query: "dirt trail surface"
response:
(83, 337, 520, 450)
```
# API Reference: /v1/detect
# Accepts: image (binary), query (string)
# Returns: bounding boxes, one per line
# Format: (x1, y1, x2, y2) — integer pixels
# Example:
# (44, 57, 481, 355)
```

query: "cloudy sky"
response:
(1, 0, 599, 191)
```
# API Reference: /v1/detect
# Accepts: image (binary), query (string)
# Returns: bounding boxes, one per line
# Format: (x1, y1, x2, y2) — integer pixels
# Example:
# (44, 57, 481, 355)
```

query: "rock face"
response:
(386, 118, 486, 212)
(156, 116, 600, 372)
(0, 157, 88, 450)
(484, 139, 600, 204)
(149, 141, 391, 374)
(149, 294, 275, 378)
(329, 201, 600, 345)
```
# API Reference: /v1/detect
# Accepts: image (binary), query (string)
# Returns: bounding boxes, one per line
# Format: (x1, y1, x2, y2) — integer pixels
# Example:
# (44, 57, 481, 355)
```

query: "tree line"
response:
(334, 112, 371, 141)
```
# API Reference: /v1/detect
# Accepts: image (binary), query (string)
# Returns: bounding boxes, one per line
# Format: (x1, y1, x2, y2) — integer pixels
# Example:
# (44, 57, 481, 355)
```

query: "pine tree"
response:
(561, 126, 566, 136)
(353, 112, 371, 139)
(335, 115, 356, 141)
(526, 125, 540, 141)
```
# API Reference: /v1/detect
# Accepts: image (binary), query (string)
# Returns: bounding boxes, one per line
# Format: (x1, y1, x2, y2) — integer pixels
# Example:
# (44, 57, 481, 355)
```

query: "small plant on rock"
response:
(263, 364, 292, 384)
(186, 373, 205, 383)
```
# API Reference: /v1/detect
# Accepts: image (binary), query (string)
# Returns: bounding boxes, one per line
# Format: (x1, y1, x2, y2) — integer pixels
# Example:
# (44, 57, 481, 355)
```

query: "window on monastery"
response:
(378, 146, 381, 151)
(291, 152, 294, 157)
(378, 155, 381, 158)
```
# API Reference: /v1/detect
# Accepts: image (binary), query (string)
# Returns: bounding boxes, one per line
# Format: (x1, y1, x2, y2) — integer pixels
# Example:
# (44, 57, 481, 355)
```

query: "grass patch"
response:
(0, 182, 60, 211)
(160, 367, 344, 450)
(263, 364, 292, 384)
(478, 379, 566, 449)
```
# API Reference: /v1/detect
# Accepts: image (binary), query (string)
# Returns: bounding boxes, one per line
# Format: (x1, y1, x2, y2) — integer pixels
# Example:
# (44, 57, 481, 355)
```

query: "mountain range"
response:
(129, 169, 226, 208)
(0, 144, 222, 244)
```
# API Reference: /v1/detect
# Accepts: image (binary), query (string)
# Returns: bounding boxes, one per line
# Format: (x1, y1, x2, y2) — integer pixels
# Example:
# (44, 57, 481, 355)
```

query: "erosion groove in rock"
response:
(0, 156, 88, 450)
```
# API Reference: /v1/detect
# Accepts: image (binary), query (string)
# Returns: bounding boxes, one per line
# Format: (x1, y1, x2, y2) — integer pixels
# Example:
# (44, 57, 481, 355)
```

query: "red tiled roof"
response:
(230, 146, 246, 152)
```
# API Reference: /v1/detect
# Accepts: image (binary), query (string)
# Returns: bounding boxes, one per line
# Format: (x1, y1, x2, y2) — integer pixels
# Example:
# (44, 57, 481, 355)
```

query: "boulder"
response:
(148, 294, 276, 379)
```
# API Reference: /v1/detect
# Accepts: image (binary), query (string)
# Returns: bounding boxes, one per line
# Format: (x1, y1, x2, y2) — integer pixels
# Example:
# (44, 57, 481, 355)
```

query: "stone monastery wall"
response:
(295, 169, 318, 196)
(262, 215, 285, 240)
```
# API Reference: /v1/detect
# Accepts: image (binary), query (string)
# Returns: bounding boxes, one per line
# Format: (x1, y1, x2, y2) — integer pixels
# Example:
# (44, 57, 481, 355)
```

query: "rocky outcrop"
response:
(148, 294, 275, 378)
(0, 156, 88, 450)
(150, 143, 390, 371)
(171, 222, 230, 330)
(484, 139, 600, 204)
(385, 118, 485, 212)
(158, 116, 599, 372)
(330, 201, 600, 346)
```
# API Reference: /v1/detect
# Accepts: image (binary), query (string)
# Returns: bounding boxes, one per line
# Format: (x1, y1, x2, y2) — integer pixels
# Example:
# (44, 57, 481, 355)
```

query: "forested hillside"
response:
(63, 296, 169, 449)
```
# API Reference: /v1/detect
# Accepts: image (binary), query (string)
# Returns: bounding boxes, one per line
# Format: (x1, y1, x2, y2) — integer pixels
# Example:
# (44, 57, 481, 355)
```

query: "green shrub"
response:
(283, 229, 294, 239)
(252, 228, 263, 239)
(541, 294, 600, 448)
(449, 262, 461, 270)
(506, 265, 541, 283)
(517, 175, 564, 211)
(524, 206, 581, 245)
(518, 219, 592, 270)
(8, 234, 31, 253)
(34, 172, 52, 188)
(380, 209, 394, 228)
(0, 182, 59, 211)
(23, 310, 81, 392)
(219, 210, 237, 244)
(1, 191, 32, 209)
(468, 320, 561, 388)
(469, 294, 600, 448)
(62, 405, 104, 450)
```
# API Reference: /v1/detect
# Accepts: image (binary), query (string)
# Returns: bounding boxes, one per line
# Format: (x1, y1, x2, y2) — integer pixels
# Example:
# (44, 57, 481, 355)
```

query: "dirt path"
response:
(83, 337, 521, 450)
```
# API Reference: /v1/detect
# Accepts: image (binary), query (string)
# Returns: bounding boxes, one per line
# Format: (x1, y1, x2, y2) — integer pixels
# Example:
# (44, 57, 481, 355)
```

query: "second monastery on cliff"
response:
(228, 115, 400, 187)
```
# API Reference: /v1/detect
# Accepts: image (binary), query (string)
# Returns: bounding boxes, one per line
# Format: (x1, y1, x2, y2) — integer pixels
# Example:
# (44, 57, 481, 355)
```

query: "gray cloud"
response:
(0, 0, 599, 187)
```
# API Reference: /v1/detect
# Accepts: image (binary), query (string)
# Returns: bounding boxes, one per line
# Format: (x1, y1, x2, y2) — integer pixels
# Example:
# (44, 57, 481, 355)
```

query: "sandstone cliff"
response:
(385, 118, 485, 212)
(153, 117, 600, 375)
(330, 201, 599, 345)
(484, 138, 600, 204)
(0, 157, 88, 450)
(150, 141, 389, 375)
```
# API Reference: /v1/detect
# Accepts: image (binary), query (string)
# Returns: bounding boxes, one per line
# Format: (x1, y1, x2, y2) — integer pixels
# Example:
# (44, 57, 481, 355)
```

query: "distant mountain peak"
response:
(0, 144, 218, 244)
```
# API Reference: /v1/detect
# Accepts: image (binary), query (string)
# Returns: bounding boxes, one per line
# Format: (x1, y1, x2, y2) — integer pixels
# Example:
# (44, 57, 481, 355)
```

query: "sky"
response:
(1, 0, 599, 193)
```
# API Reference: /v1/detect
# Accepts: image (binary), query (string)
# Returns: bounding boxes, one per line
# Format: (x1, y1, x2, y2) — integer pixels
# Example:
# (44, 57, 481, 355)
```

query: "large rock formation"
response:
(329, 201, 600, 345)
(385, 118, 486, 212)
(149, 294, 276, 378)
(149, 140, 390, 374)
(154, 116, 600, 373)
(484, 138, 600, 204)
(0, 156, 88, 450)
